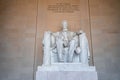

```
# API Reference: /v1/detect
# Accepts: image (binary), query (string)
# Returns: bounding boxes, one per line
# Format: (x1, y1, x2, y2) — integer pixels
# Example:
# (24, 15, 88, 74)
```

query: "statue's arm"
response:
(50, 33, 57, 49)
(73, 32, 77, 37)
(42, 31, 58, 53)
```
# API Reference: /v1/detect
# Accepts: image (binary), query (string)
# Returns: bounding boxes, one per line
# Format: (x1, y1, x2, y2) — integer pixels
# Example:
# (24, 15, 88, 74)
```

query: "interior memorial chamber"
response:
(0, 0, 120, 80)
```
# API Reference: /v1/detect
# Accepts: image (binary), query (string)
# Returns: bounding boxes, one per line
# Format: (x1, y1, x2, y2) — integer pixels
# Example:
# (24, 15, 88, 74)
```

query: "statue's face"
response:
(62, 20, 68, 30)
(79, 30, 84, 33)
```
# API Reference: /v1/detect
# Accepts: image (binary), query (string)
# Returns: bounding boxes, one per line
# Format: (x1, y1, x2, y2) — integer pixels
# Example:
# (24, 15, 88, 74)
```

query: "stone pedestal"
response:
(36, 63, 98, 80)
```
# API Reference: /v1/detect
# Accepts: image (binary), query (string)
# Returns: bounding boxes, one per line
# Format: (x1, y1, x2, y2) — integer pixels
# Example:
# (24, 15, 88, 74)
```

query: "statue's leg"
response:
(63, 48, 69, 62)
(56, 38, 64, 62)
(68, 40, 77, 62)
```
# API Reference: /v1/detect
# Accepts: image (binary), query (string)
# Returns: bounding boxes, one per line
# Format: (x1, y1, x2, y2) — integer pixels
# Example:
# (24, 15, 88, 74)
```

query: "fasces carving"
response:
(42, 20, 90, 66)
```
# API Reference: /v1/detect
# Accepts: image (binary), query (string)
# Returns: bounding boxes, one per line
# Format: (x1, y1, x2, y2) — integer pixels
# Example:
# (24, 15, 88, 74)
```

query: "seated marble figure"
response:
(42, 20, 90, 66)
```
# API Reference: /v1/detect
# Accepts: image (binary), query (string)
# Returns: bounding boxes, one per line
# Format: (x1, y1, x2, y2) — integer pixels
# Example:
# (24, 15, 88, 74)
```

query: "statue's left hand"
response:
(75, 47, 81, 55)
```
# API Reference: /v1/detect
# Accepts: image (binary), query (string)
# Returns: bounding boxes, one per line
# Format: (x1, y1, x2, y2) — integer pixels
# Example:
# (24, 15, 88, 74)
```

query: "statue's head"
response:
(79, 30, 84, 33)
(77, 30, 84, 35)
(62, 20, 68, 31)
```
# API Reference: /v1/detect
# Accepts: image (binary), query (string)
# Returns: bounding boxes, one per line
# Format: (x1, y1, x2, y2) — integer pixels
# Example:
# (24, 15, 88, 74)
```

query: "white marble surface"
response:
(38, 63, 96, 71)
(36, 67, 98, 80)
(36, 63, 98, 80)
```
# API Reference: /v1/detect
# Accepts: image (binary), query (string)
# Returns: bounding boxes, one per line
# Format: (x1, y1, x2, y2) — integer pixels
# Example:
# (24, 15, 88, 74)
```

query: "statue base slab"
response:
(36, 63, 98, 80)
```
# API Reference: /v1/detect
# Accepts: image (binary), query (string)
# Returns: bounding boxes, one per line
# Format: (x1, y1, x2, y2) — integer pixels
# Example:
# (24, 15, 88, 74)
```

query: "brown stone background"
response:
(0, 0, 120, 80)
